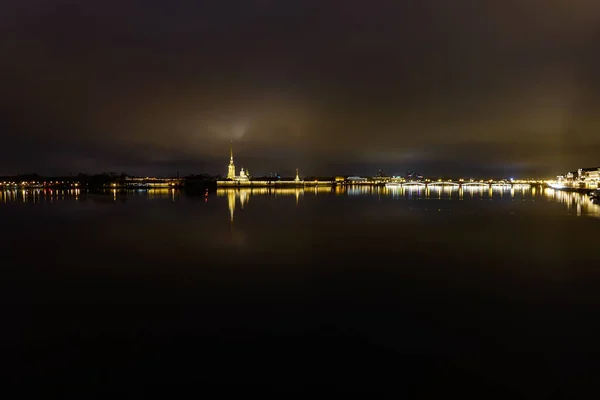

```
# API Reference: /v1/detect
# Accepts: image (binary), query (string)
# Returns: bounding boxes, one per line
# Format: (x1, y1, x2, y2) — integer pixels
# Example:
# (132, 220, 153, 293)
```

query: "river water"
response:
(2, 185, 599, 396)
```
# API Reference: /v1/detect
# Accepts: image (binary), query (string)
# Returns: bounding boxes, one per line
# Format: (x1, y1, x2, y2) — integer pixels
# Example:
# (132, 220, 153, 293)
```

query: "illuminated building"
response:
(578, 167, 600, 189)
(227, 142, 236, 180)
(405, 171, 424, 181)
(225, 143, 250, 182)
(552, 167, 600, 190)
(347, 176, 367, 183)
(217, 145, 309, 187)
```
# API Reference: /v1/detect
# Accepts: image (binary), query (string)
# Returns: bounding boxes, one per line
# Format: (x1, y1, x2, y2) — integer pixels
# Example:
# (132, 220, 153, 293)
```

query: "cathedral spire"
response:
(227, 141, 236, 180)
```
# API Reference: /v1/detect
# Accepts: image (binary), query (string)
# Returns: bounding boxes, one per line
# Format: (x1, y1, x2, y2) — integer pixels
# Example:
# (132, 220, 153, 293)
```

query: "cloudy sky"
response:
(2, 0, 600, 177)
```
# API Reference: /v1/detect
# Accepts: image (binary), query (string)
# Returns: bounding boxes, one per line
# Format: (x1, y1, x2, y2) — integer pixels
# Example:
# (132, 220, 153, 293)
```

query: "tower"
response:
(227, 142, 236, 180)
(295, 168, 300, 183)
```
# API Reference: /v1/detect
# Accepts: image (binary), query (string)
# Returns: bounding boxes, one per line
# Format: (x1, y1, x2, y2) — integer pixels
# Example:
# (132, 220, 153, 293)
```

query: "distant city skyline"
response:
(0, 140, 585, 179)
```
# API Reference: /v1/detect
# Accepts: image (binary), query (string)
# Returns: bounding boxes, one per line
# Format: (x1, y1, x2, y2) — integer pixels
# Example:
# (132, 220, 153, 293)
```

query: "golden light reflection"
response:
(314, 186, 333, 195)
(147, 188, 171, 198)
(217, 184, 541, 207)
(1, 184, 598, 219)
(218, 187, 306, 221)
(227, 190, 235, 222)
(347, 185, 384, 196)
(543, 188, 600, 218)
(0, 188, 86, 203)
(370, 184, 600, 217)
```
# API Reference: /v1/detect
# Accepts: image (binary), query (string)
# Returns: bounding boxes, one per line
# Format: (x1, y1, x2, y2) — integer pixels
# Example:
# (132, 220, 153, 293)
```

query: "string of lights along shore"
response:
(215, 142, 545, 188)
(0, 143, 596, 192)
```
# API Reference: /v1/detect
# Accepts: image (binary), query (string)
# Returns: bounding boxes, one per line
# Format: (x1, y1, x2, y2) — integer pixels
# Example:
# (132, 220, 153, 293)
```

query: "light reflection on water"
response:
(216, 185, 600, 221)
(1, 188, 82, 203)
(2, 186, 600, 220)
(2, 182, 598, 392)
(0, 188, 177, 203)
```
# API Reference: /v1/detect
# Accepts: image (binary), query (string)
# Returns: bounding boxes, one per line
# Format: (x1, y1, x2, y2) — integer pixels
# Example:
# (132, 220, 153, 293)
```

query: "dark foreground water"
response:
(2, 185, 600, 396)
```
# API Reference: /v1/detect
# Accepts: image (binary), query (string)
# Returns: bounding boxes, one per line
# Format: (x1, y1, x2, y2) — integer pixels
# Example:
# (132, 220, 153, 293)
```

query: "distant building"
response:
(405, 171, 424, 181)
(217, 145, 306, 187)
(227, 144, 236, 180)
(225, 143, 250, 182)
(578, 167, 600, 189)
(555, 167, 600, 189)
(347, 176, 367, 183)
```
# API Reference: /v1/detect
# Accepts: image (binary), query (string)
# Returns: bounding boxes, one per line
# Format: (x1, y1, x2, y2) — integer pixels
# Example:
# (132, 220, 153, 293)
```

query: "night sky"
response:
(2, 1, 600, 177)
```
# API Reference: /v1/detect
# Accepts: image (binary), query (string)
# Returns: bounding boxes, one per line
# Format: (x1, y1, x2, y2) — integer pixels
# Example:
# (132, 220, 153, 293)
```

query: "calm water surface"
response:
(2, 186, 600, 395)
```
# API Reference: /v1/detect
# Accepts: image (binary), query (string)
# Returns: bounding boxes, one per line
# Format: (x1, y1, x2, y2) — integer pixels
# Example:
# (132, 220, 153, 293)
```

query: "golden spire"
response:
(227, 141, 236, 180)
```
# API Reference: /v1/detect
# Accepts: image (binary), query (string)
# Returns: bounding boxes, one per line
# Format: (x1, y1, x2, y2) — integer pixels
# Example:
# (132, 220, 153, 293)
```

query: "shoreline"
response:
(216, 181, 334, 188)
(545, 185, 594, 194)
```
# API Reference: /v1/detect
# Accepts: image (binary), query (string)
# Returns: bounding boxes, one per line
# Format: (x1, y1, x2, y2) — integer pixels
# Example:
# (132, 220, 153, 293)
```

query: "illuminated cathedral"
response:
(218, 142, 304, 187)
(226, 143, 249, 182)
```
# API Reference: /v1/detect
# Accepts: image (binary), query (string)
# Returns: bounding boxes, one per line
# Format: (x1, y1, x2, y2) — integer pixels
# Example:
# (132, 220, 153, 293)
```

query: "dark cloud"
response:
(2, 0, 600, 177)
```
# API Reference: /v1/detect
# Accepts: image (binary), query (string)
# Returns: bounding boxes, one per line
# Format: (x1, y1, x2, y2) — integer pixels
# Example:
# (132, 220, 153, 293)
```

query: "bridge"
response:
(386, 181, 531, 188)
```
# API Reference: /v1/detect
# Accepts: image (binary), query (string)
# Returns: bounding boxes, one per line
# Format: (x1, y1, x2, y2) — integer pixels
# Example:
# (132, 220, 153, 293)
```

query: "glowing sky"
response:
(2, 1, 600, 177)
